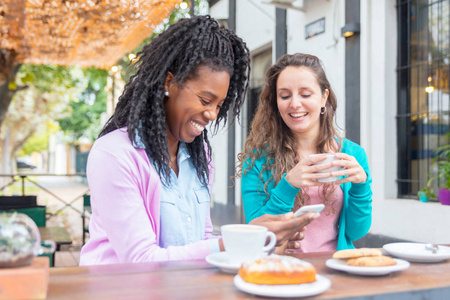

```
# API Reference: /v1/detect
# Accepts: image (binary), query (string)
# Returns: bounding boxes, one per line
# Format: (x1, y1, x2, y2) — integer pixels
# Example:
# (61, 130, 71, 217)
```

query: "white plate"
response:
(383, 243, 450, 263)
(326, 258, 410, 276)
(205, 252, 241, 273)
(234, 274, 331, 298)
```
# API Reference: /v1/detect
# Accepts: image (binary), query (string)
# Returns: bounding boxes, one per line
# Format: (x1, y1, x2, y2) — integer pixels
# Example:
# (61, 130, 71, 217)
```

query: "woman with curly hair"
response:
(237, 53, 372, 253)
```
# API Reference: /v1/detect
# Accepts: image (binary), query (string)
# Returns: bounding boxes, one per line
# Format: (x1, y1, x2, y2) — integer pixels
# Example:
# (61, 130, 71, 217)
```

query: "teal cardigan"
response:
(241, 139, 373, 250)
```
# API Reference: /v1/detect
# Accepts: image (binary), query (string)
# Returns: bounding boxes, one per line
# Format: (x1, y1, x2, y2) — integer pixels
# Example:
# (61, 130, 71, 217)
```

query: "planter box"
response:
(0, 257, 49, 299)
(438, 189, 450, 205)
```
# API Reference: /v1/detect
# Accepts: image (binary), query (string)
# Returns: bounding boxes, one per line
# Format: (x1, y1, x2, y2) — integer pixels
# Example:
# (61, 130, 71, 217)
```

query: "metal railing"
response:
(0, 173, 89, 220)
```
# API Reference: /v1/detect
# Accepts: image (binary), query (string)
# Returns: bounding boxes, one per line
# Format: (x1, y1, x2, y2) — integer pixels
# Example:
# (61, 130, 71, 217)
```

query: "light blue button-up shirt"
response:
(134, 134, 220, 253)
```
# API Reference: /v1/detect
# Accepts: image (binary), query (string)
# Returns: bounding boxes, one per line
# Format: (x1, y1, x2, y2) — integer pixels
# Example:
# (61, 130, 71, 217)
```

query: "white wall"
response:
(237, 0, 275, 50)
(209, 0, 228, 20)
(287, 0, 346, 130)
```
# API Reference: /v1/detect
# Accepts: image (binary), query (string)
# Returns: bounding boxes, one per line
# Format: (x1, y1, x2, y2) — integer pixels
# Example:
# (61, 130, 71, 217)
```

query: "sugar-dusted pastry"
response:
(332, 248, 382, 259)
(346, 255, 397, 267)
(238, 256, 316, 285)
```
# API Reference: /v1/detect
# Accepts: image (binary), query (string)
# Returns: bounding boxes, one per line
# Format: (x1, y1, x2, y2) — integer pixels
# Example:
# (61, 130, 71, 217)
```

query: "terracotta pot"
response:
(438, 189, 450, 205)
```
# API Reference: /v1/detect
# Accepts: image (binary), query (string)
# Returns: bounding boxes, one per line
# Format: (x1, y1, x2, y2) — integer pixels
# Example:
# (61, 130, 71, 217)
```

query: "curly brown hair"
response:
(236, 53, 342, 210)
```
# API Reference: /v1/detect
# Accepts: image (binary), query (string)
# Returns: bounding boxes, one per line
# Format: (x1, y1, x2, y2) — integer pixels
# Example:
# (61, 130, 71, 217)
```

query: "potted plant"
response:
(417, 186, 435, 203)
(428, 134, 450, 205)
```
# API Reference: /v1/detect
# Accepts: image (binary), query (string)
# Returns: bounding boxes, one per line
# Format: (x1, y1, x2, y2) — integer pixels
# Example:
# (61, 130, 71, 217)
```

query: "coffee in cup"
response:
(221, 224, 276, 266)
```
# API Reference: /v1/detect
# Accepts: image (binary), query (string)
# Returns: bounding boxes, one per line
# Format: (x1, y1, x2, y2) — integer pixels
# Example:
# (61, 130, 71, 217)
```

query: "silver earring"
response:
(164, 91, 169, 97)
(320, 106, 326, 115)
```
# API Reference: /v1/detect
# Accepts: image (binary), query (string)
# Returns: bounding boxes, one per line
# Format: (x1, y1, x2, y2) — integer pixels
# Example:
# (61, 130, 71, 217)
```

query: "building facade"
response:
(207, 0, 450, 244)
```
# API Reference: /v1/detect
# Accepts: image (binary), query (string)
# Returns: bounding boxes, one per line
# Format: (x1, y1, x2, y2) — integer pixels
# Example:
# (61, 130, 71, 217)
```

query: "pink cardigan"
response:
(79, 128, 218, 265)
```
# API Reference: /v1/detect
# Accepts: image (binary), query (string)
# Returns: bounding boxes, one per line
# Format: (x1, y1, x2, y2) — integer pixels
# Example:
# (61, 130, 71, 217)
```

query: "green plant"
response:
(428, 133, 450, 190)
(418, 186, 435, 198)
(0, 212, 32, 251)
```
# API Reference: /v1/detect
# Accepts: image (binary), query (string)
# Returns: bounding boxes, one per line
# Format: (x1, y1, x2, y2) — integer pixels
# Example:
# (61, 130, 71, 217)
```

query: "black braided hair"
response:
(99, 15, 250, 187)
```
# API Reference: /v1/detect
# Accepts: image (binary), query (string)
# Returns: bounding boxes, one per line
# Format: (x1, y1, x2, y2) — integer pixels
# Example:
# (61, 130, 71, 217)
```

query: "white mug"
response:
(221, 224, 277, 266)
(309, 153, 340, 183)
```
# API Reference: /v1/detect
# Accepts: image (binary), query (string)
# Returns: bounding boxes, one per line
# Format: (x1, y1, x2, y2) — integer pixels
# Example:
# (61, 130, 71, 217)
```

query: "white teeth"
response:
(190, 120, 205, 132)
(290, 112, 308, 118)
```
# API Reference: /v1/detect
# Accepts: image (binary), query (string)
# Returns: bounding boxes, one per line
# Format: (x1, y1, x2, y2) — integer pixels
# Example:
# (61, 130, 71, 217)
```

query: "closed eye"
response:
(302, 94, 311, 98)
(281, 95, 291, 100)
(200, 97, 210, 105)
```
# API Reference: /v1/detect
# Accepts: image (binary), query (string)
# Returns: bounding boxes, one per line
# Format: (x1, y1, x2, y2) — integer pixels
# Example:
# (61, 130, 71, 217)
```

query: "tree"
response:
(0, 64, 85, 173)
(0, 49, 21, 128)
(117, 0, 208, 82)
(57, 68, 108, 142)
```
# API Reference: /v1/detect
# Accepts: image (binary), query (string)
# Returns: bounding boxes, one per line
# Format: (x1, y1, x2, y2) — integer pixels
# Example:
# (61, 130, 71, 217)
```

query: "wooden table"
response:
(47, 251, 450, 299)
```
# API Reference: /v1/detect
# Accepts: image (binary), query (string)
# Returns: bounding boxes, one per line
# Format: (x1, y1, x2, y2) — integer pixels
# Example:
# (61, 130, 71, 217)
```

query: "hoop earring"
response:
(164, 91, 169, 97)
(320, 106, 326, 115)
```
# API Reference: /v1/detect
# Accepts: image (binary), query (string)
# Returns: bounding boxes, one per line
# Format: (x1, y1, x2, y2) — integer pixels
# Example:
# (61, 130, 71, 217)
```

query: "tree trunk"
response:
(0, 48, 20, 128)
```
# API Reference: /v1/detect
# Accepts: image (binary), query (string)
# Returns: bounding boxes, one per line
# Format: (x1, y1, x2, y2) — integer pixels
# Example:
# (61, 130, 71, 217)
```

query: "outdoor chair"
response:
(0, 195, 37, 209)
(82, 194, 91, 245)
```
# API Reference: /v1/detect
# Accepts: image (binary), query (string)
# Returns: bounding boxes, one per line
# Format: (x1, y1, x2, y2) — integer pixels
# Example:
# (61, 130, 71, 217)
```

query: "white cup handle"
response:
(262, 231, 277, 253)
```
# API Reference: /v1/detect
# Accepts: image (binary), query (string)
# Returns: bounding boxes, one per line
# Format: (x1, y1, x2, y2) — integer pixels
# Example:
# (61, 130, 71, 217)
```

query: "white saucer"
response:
(383, 243, 450, 263)
(234, 274, 331, 298)
(326, 258, 410, 276)
(205, 252, 241, 273)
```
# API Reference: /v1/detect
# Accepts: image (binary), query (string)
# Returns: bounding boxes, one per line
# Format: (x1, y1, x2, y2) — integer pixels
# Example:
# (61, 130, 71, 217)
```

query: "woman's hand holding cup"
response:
(285, 154, 337, 188)
(285, 153, 367, 186)
(330, 152, 367, 184)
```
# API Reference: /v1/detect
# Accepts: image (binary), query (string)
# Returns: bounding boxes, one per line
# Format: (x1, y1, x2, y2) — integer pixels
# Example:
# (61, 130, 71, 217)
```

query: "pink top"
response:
(79, 128, 219, 265)
(296, 185, 344, 252)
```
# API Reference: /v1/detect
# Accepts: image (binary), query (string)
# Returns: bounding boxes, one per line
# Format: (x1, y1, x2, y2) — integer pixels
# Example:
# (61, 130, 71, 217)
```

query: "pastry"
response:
(347, 255, 397, 267)
(238, 256, 316, 285)
(332, 248, 382, 259)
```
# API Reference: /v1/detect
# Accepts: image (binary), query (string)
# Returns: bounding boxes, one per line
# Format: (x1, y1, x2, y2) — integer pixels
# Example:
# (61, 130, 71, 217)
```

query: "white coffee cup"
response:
(221, 224, 276, 266)
(309, 153, 340, 183)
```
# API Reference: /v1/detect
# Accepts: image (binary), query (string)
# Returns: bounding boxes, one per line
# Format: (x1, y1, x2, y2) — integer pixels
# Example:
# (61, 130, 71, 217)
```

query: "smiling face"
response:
(164, 65, 230, 147)
(276, 66, 329, 140)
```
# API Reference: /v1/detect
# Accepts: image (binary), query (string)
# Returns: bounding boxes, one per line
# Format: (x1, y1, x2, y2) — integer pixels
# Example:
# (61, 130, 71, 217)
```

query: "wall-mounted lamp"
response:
(341, 22, 360, 38)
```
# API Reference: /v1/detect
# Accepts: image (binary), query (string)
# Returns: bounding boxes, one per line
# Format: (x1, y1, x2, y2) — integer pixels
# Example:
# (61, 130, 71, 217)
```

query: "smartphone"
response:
(293, 204, 325, 218)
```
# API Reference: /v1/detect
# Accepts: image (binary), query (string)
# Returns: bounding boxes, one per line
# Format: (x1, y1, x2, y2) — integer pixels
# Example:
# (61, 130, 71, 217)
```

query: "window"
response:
(397, 0, 449, 198)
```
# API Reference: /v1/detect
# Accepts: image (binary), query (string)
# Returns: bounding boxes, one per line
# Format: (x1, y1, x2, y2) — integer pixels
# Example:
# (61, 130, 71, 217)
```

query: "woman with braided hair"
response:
(80, 16, 314, 265)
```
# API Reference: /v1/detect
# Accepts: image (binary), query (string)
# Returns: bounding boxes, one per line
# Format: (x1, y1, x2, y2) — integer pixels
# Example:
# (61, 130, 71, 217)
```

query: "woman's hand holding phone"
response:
(293, 204, 325, 218)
